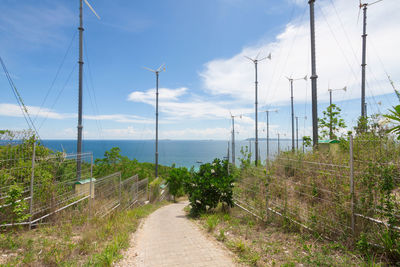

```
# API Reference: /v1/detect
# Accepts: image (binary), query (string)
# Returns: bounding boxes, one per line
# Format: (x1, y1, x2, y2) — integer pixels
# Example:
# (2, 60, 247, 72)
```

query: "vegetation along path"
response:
(118, 201, 238, 267)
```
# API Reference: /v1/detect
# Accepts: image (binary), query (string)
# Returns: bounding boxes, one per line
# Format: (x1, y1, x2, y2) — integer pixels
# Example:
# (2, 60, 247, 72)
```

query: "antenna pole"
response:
(290, 79, 295, 152)
(278, 133, 280, 155)
(329, 90, 333, 139)
(266, 111, 269, 167)
(231, 116, 235, 167)
(77, 0, 84, 181)
(254, 60, 259, 166)
(309, 0, 319, 148)
(361, 4, 367, 118)
(155, 71, 159, 178)
(296, 116, 299, 150)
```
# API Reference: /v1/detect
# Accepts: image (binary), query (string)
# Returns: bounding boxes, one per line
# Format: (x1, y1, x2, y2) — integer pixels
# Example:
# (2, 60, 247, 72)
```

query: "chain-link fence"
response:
(0, 131, 151, 228)
(234, 136, 400, 249)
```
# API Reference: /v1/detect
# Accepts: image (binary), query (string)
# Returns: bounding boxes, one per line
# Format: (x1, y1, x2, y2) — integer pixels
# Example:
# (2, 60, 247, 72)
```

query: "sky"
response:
(0, 0, 399, 140)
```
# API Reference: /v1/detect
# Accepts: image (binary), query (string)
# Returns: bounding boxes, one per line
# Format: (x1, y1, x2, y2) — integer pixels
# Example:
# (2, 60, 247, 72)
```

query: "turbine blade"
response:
(244, 56, 254, 62)
(157, 63, 165, 72)
(357, 4, 361, 24)
(84, 0, 101, 19)
(369, 0, 383, 6)
(143, 66, 156, 72)
(258, 57, 267, 62)
(255, 51, 261, 60)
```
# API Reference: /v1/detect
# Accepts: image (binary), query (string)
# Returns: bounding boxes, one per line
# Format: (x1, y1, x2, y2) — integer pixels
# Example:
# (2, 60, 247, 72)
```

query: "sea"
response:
(41, 139, 295, 169)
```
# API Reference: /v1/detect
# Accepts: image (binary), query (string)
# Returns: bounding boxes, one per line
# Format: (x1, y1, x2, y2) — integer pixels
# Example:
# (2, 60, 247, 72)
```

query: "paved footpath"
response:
(117, 202, 238, 267)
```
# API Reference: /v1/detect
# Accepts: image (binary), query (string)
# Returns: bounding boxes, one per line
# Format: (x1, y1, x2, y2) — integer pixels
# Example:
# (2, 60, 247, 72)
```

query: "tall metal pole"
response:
(329, 90, 333, 140)
(231, 116, 235, 167)
(155, 72, 159, 178)
(266, 111, 270, 165)
(277, 133, 280, 155)
(290, 79, 295, 152)
(255, 61, 259, 166)
(361, 4, 367, 118)
(29, 140, 36, 230)
(77, 0, 84, 181)
(296, 116, 299, 150)
(309, 0, 318, 148)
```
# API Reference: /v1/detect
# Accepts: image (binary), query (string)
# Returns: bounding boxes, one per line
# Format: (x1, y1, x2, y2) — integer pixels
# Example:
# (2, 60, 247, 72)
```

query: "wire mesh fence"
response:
(0, 131, 152, 228)
(234, 136, 400, 248)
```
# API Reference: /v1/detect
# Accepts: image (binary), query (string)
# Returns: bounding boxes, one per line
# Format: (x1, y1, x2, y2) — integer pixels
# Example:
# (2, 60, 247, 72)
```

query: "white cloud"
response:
(0, 103, 154, 124)
(128, 87, 188, 104)
(199, 0, 400, 107)
(127, 87, 253, 120)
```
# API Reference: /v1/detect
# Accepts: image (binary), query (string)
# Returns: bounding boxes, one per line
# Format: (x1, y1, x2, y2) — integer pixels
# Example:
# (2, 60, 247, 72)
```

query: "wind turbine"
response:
(327, 86, 346, 139)
(358, 0, 383, 118)
(77, 0, 100, 181)
(263, 109, 278, 170)
(144, 64, 166, 179)
(245, 52, 271, 166)
(286, 75, 307, 152)
(229, 112, 241, 167)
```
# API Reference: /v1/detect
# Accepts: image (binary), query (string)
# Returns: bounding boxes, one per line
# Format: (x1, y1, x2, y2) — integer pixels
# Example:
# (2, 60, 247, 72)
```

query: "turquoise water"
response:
(41, 139, 294, 169)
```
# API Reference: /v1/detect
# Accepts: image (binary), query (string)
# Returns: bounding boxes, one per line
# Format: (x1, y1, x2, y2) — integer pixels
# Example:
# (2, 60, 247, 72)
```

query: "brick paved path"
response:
(118, 202, 238, 267)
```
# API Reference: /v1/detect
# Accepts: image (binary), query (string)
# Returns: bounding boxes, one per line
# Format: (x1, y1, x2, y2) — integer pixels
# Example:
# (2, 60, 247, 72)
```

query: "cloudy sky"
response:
(0, 0, 399, 140)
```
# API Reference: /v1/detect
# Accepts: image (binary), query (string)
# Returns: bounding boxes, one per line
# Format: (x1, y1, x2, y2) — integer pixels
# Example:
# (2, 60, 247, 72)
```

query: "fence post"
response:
(349, 135, 355, 236)
(89, 153, 93, 221)
(136, 175, 139, 201)
(146, 178, 149, 201)
(265, 176, 269, 220)
(119, 172, 122, 205)
(29, 140, 36, 230)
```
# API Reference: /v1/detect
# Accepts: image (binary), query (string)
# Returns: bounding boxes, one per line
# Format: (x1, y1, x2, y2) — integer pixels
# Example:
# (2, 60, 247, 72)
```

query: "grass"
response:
(193, 204, 365, 266)
(0, 201, 168, 266)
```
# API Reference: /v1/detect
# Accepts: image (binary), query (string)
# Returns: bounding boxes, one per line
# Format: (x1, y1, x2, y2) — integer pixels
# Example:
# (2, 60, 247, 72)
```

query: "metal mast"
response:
(361, 3, 367, 118)
(76, 0, 100, 181)
(359, 0, 383, 117)
(230, 113, 240, 167)
(144, 64, 165, 179)
(328, 86, 346, 139)
(245, 53, 271, 166)
(77, 0, 84, 181)
(309, 0, 318, 148)
(264, 109, 277, 168)
(286, 76, 307, 152)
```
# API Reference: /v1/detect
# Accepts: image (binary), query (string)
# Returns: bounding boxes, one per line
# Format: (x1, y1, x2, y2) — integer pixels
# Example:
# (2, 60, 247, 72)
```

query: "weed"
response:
(206, 215, 219, 232)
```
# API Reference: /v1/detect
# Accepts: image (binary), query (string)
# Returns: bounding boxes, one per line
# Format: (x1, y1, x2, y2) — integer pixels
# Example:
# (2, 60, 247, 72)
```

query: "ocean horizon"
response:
(41, 139, 296, 169)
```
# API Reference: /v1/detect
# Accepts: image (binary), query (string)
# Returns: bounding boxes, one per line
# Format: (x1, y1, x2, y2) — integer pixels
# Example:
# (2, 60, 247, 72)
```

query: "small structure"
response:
(318, 139, 340, 155)
(75, 178, 96, 199)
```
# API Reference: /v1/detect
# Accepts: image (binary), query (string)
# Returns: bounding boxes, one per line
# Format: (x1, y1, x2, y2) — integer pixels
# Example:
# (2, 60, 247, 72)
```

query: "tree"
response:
(184, 159, 234, 216)
(302, 136, 312, 147)
(384, 105, 400, 139)
(318, 104, 346, 140)
(166, 167, 189, 202)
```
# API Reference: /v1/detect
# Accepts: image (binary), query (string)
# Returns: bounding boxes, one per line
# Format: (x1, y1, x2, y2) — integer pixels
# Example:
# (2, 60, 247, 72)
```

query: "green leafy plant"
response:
(166, 166, 189, 201)
(239, 146, 251, 168)
(384, 105, 400, 139)
(184, 159, 235, 216)
(318, 104, 346, 140)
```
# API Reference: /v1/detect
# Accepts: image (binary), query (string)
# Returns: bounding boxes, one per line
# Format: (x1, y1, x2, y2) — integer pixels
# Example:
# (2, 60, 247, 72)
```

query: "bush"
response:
(184, 158, 235, 216)
(166, 166, 189, 201)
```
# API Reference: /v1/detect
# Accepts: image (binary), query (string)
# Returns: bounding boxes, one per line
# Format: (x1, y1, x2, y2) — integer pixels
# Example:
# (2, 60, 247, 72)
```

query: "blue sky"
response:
(0, 0, 399, 140)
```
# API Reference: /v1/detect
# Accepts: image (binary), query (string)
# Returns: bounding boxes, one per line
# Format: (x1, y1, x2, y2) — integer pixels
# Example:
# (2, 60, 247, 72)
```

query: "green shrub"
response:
(166, 166, 189, 201)
(184, 158, 235, 216)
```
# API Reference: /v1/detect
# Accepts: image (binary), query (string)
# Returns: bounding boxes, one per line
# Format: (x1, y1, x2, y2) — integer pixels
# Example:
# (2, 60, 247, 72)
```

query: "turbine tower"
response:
(245, 52, 271, 166)
(358, 0, 383, 118)
(286, 75, 307, 152)
(77, 0, 100, 181)
(144, 64, 166, 179)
